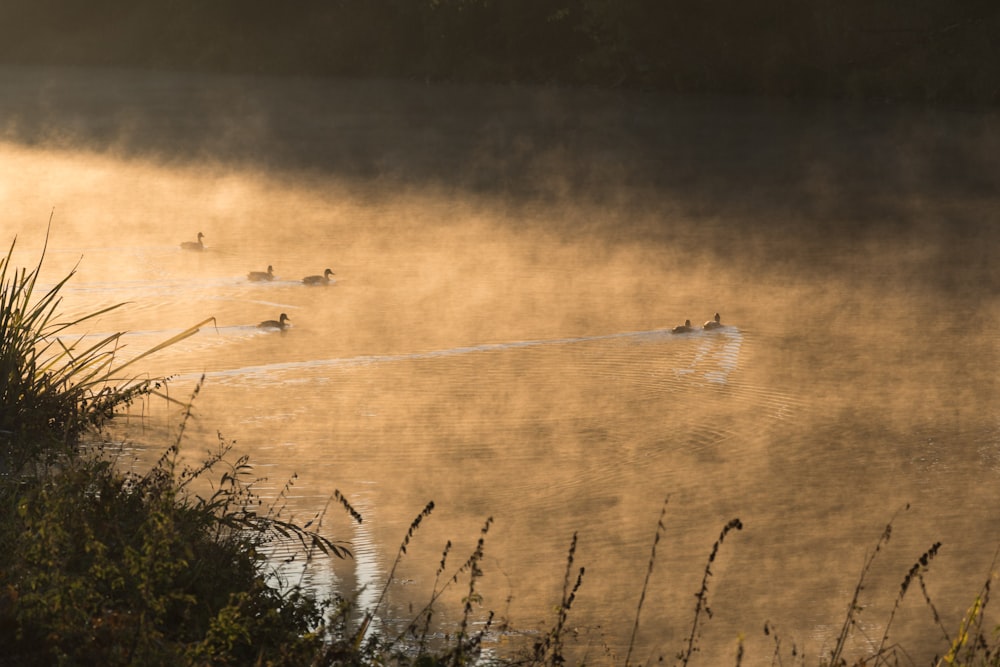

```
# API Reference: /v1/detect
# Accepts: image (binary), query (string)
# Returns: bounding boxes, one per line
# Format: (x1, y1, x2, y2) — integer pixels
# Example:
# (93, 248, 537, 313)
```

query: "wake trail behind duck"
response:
(197, 326, 745, 385)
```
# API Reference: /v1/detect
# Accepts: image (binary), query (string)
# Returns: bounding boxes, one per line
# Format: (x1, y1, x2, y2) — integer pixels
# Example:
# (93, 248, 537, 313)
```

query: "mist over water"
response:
(2, 66, 998, 664)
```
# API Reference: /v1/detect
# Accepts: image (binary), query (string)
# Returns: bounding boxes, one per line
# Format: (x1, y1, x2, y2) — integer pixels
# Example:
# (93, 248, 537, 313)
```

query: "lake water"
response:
(1, 66, 998, 665)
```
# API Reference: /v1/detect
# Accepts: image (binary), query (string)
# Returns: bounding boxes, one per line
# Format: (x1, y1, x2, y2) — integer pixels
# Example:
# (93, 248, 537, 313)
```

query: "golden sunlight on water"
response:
(2, 67, 998, 664)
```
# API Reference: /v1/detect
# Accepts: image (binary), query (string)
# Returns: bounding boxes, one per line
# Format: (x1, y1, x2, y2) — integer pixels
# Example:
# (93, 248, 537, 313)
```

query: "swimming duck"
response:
(302, 268, 335, 285)
(672, 319, 693, 334)
(258, 313, 291, 330)
(703, 313, 722, 330)
(248, 265, 274, 281)
(181, 232, 204, 251)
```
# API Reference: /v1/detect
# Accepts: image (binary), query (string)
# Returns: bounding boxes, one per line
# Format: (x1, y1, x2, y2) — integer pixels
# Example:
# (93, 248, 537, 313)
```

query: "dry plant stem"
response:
(936, 547, 999, 667)
(828, 504, 909, 667)
(918, 574, 950, 645)
(873, 542, 942, 659)
(355, 501, 435, 647)
(678, 517, 743, 667)
(763, 621, 783, 667)
(147, 378, 203, 476)
(412, 540, 452, 652)
(552, 532, 584, 662)
(407, 539, 461, 651)
(396, 519, 497, 651)
(625, 495, 670, 667)
(165, 377, 202, 467)
(294, 490, 362, 589)
(455, 518, 494, 664)
(527, 532, 584, 666)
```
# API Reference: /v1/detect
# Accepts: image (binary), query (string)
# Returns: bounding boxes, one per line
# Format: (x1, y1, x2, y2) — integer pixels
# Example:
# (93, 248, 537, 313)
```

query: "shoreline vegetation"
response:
(2, 234, 999, 666)
(0, 1, 997, 107)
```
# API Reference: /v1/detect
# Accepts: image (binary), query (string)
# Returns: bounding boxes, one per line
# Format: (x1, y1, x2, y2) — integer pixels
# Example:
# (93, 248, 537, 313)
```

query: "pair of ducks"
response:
(672, 313, 723, 334)
(247, 265, 335, 285)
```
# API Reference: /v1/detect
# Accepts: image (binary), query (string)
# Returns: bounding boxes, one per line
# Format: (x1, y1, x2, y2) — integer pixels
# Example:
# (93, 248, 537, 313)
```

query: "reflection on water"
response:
(2, 66, 998, 664)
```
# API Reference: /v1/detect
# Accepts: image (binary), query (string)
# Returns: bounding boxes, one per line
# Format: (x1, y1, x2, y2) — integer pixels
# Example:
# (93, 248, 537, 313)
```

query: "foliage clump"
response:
(0, 231, 348, 665)
(0, 439, 335, 666)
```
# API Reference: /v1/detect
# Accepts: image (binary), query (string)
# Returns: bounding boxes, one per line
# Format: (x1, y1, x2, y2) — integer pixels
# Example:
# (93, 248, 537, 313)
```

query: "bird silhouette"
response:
(257, 313, 291, 330)
(248, 265, 274, 281)
(180, 232, 204, 251)
(703, 313, 722, 330)
(302, 268, 335, 285)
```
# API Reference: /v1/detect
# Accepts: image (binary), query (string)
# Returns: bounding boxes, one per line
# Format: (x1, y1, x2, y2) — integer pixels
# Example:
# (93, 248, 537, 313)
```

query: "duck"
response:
(248, 265, 274, 281)
(703, 313, 722, 330)
(302, 268, 335, 285)
(672, 319, 693, 334)
(180, 232, 205, 251)
(257, 313, 291, 330)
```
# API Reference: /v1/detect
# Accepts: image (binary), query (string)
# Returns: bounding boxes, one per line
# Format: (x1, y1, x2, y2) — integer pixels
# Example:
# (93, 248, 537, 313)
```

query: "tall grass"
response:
(0, 220, 212, 471)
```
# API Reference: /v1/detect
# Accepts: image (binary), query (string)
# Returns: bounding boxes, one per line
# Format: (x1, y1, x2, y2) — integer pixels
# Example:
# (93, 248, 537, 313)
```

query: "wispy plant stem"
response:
(828, 504, 908, 666)
(625, 495, 670, 667)
(679, 517, 743, 667)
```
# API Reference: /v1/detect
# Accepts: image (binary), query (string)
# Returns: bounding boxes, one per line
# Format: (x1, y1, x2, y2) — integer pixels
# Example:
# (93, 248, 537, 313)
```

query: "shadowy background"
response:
(0, 0, 997, 106)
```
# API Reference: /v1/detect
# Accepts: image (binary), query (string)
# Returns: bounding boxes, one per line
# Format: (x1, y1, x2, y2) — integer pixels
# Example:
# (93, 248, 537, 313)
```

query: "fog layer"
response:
(1, 67, 998, 664)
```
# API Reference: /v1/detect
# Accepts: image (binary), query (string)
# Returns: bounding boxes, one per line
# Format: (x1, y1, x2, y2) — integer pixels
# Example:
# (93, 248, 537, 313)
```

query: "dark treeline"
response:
(0, 0, 997, 104)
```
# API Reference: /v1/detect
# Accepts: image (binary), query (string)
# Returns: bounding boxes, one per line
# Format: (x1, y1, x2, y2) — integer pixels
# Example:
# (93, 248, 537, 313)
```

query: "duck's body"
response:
(672, 319, 693, 334)
(258, 313, 291, 330)
(248, 265, 274, 281)
(303, 268, 334, 285)
(703, 313, 722, 330)
(181, 232, 204, 251)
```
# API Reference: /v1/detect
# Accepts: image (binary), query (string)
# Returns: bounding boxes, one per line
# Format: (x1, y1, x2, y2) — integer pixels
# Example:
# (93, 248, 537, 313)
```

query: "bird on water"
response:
(258, 313, 291, 330)
(672, 319, 693, 334)
(302, 268, 334, 285)
(703, 313, 722, 330)
(181, 232, 205, 251)
(248, 265, 274, 281)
